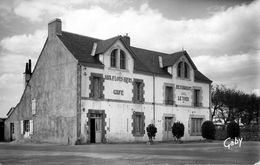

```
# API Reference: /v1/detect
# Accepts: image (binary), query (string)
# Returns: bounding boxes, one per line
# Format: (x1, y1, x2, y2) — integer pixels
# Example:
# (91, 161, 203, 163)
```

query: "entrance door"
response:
(90, 113, 103, 143)
(95, 118, 102, 143)
(90, 119, 96, 143)
(165, 117, 174, 140)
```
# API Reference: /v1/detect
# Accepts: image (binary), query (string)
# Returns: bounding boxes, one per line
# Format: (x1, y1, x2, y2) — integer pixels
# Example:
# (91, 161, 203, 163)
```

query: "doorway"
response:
(90, 113, 103, 143)
(164, 116, 174, 140)
(10, 123, 14, 141)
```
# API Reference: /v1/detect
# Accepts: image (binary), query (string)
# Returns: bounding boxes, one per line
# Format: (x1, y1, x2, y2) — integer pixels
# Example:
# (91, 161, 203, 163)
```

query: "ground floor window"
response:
(191, 118, 203, 136)
(10, 123, 14, 134)
(132, 112, 145, 136)
(23, 120, 30, 133)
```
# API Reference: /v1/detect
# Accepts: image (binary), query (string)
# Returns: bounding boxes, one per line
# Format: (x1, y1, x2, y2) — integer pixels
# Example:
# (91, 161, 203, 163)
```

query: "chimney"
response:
(48, 18, 62, 38)
(123, 33, 130, 45)
(24, 59, 32, 87)
(28, 59, 31, 73)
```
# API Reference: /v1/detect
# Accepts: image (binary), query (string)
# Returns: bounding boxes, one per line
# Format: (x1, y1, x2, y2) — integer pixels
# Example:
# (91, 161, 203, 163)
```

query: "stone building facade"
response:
(4, 19, 212, 144)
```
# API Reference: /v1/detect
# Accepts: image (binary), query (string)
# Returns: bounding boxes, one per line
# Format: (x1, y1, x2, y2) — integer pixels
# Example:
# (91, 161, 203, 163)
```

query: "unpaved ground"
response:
(0, 141, 259, 164)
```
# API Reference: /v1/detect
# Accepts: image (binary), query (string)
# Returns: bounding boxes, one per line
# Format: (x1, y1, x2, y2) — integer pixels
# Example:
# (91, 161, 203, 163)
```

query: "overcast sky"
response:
(0, 0, 259, 117)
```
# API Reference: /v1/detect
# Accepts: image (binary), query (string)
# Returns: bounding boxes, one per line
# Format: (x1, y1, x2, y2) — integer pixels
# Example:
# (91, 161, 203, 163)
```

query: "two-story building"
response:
(4, 18, 212, 144)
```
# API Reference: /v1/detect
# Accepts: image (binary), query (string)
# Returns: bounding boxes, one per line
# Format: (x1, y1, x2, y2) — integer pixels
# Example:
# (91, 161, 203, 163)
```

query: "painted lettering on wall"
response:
(113, 90, 124, 95)
(176, 85, 191, 90)
(105, 75, 132, 84)
(176, 85, 192, 106)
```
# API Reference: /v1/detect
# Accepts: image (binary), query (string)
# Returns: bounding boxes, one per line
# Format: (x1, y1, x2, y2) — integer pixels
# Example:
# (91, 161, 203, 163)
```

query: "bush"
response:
(146, 124, 157, 143)
(172, 122, 184, 140)
(227, 122, 240, 138)
(201, 121, 216, 140)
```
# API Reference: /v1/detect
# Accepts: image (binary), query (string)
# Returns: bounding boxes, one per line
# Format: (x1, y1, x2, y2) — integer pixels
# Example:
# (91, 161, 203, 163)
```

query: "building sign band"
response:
(176, 85, 192, 106)
(105, 75, 132, 84)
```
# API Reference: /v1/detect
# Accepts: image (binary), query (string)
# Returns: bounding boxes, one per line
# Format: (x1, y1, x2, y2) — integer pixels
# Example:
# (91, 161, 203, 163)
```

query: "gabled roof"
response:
(57, 31, 212, 83)
(58, 31, 103, 66)
(130, 46, 171, 76)
(163, 51, 197, 70)
(95, 36, 120, 55)
(194, 70, 212, 83)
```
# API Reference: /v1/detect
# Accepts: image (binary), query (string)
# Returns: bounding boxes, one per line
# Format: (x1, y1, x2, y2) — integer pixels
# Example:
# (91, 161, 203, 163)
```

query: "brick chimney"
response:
(123, 33, 130, 45)
(48, 18, 62, 38)
(24, 59, 32, 87)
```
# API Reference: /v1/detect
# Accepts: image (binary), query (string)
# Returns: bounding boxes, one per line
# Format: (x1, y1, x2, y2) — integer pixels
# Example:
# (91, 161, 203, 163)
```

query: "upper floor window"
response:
(110, 49, 117, 68)
(194, 89, 202, 107)
(165, 86, 174, 105)
(177, 61, 190, 79)
(89, 73, 104, 99)
(110, 49, 127, 70)
(120, 50, 126, 69)
(132, 79, 144, 103)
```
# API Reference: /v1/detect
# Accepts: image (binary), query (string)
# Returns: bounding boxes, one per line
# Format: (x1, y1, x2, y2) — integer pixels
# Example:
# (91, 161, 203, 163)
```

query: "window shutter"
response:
(29, 120, 33, 135)
(32, 98, 36, 115)
(142, 114, 145, 134)
(20, 120, 24, 134)
(133, 114, 136, 134)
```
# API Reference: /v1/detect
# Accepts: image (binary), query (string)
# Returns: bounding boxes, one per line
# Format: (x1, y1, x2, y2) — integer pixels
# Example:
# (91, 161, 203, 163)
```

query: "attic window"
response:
(177, 62, 182, 77)
(110, 49, 127, 70)
(177, 61, 190, 79)
(184, 62, 189, 78)
(120, 50, 126, 69)
(110, 49, 117, 68)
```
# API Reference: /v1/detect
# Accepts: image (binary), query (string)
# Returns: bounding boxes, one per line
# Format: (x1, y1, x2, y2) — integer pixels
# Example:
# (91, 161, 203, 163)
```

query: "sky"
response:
(0, 0, 259, 117)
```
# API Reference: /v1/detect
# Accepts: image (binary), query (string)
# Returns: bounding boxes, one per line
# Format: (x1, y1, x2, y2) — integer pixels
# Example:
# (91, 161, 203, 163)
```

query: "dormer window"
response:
(184, 62, 189, 78)
(110, 49, 117, 68)
(110, 49, 127, 70)
(177, 62, 183, 77)
(177, 61, 190, 79)
(120, 50, 126, 69)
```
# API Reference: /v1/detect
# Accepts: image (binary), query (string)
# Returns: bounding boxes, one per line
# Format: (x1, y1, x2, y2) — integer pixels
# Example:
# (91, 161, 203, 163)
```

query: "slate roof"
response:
(58, 31, 212, 83)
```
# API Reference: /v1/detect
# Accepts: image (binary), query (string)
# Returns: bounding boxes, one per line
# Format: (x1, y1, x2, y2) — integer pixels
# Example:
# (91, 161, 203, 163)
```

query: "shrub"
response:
(172, 122, 184, 140)
(146, 124, 157, 143)
(227, 121, 240, 138)
(201, 121, 216, 140)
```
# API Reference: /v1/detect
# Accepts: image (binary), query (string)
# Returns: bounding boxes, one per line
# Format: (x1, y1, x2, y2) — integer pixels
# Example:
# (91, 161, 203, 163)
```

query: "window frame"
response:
(184, 62, 189, 78)
(177, 62, 182, 78)
(132, 112, 145, 137)
(89, 73, 104, 100)
(23, 120, 30, 133)
(190, 118, 203, 136)
(120, 50, 126, 69)
(194, 89, 201, 107)
(110, 49, 117, 68)
(177, 61, 190, 79)
(10, 123, 14, 134)
(165, 86, 174, 105)
(132, 79, 144, 103)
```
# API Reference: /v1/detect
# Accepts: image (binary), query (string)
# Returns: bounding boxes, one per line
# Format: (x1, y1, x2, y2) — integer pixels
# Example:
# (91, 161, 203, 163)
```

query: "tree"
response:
(172, 122, 184, 142)
(211, 85, 226, 120)
(227, 122, 240, 138)
(146, 124, 157, 144)
(201, 121, 216, 140)
(212, 84, 260, 126)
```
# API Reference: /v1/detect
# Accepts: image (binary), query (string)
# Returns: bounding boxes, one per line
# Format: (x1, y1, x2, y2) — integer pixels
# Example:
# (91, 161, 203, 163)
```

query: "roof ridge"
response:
(130, 46, 170, 56)
(62, 31, 102, 41)
(170, 50, 186, 55)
